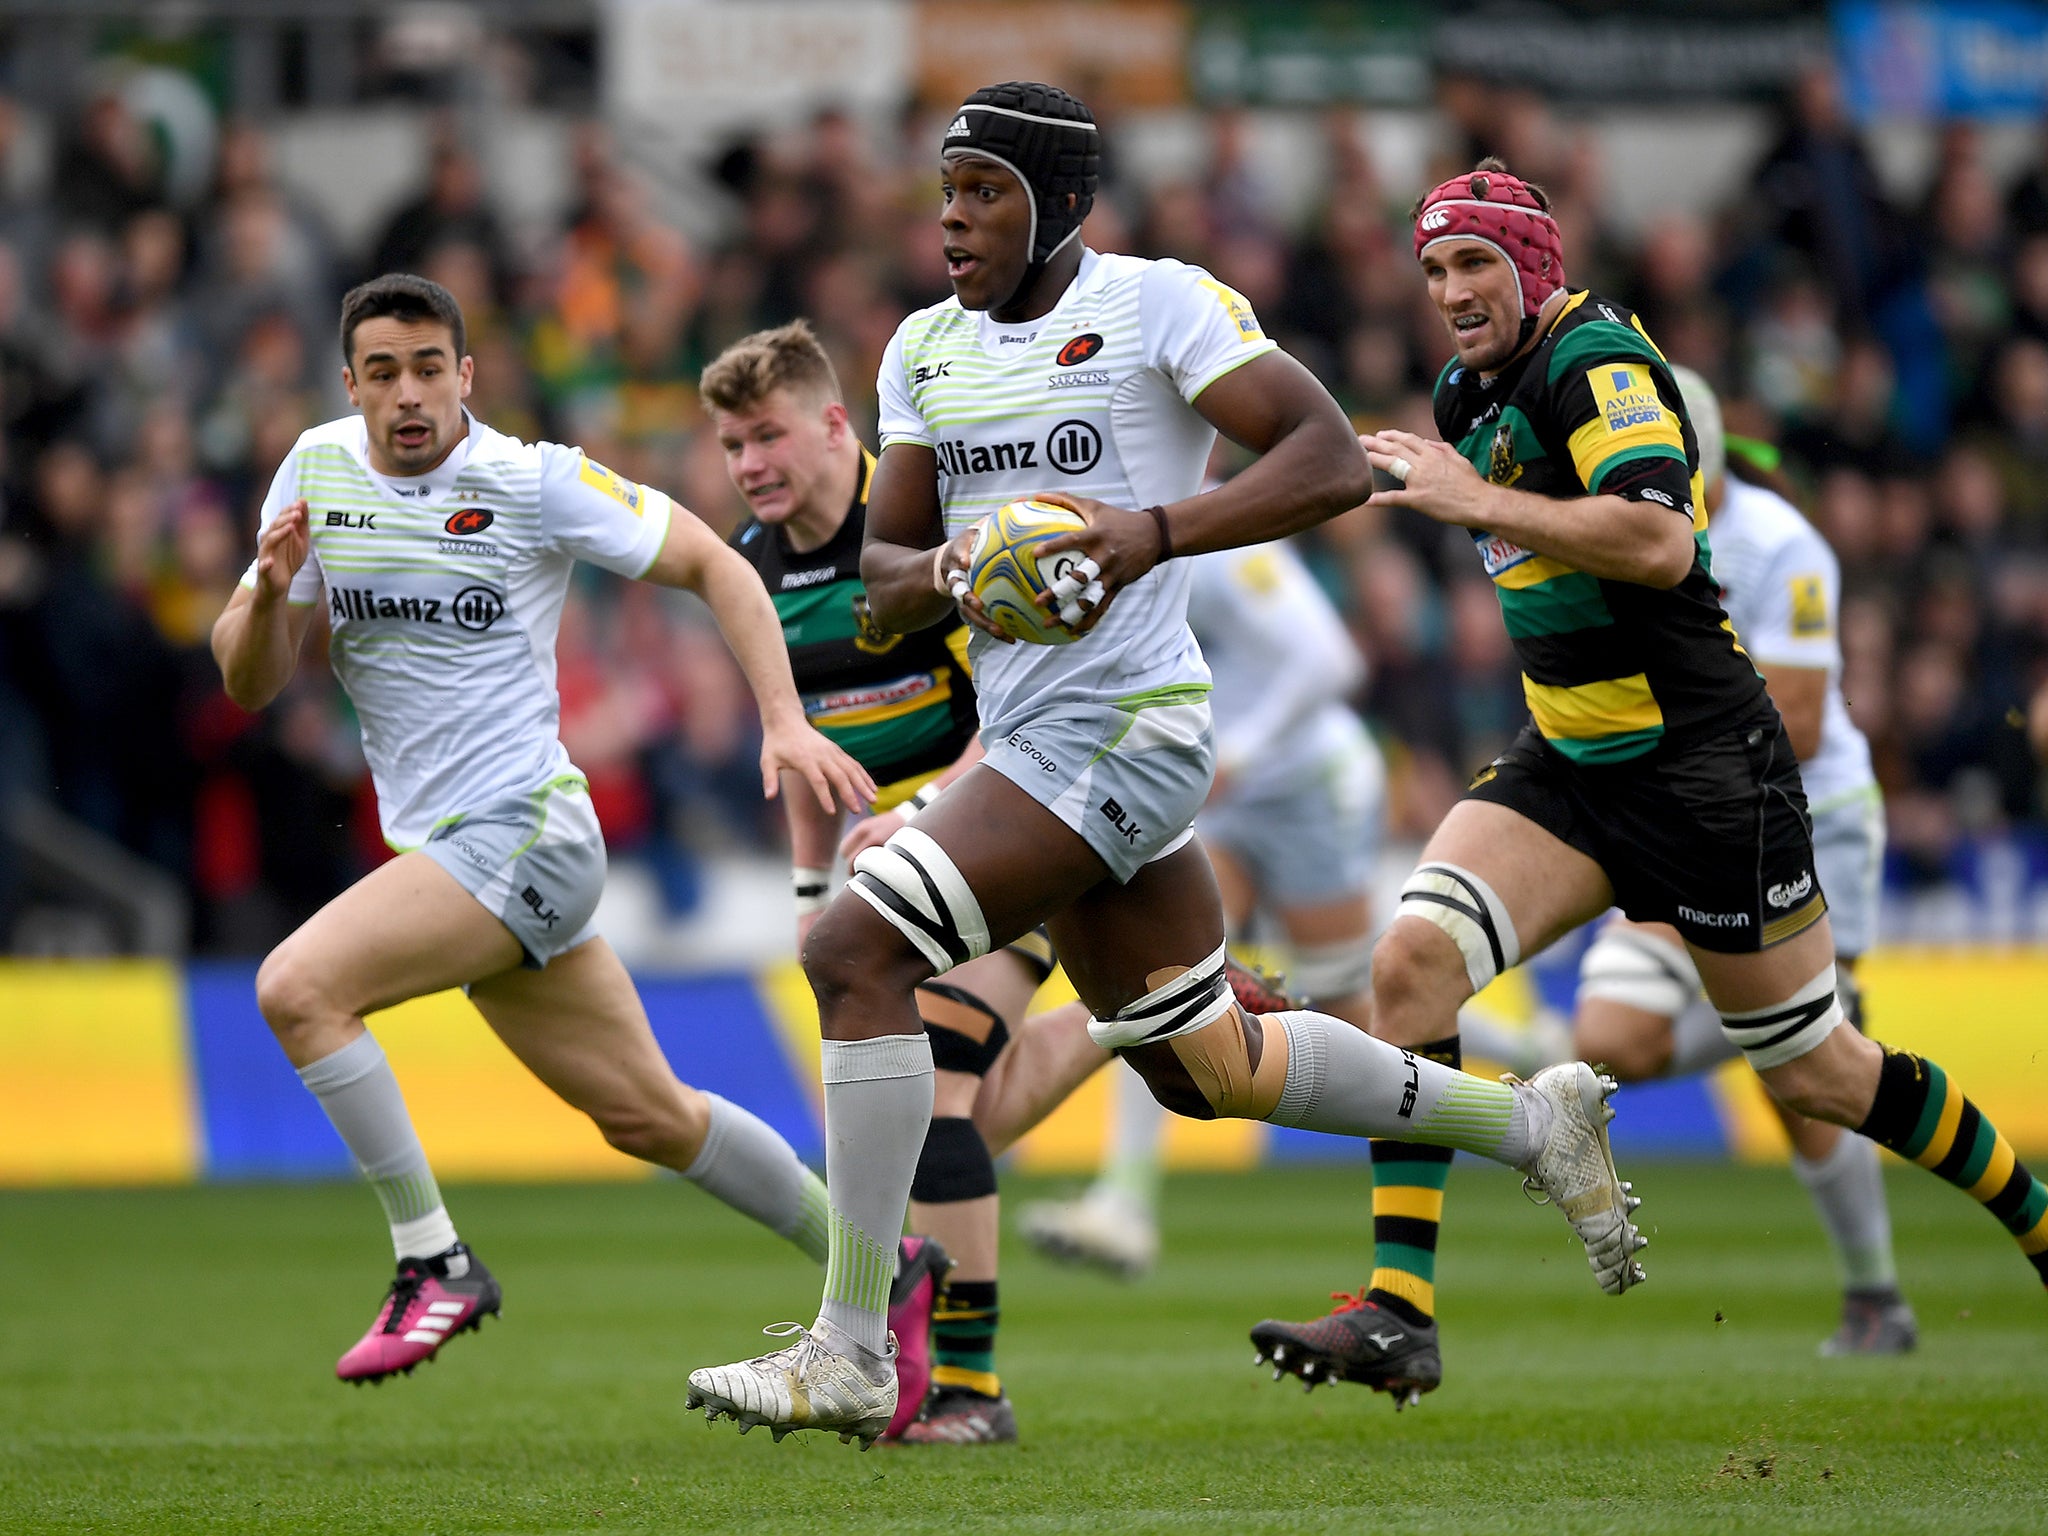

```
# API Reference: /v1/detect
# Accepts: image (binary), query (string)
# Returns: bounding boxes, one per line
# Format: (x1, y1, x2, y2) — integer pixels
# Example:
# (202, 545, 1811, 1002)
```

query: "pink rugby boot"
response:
(336, 1244, 501, 1384)
(880, 1235, 952, 1440)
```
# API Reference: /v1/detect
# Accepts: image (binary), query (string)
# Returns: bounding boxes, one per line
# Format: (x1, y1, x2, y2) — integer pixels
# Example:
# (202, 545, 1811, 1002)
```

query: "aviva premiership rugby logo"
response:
(851, 593, 903, 655)
(1594, 364, 1665, 433)
(1488, 423, 1523, 487)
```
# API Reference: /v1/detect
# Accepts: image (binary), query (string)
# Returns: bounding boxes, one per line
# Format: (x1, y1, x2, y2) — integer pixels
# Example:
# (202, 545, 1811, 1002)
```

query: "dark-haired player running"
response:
(687, 91, 1647, 1450)
(211, 274, 872, 1385)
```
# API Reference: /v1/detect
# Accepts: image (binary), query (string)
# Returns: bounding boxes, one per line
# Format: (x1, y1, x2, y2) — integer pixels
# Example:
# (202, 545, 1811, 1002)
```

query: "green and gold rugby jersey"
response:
(730, 448, 976, 810)
(1434, 291, 1763, 764)
(877, 249, 1275, 738)
(238, 412, 672, 847)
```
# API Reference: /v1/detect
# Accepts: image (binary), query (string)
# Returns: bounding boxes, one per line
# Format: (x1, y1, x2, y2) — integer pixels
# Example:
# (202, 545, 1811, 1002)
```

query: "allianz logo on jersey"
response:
(935, 419, 1102, 478)
(330, 583, 505, 632)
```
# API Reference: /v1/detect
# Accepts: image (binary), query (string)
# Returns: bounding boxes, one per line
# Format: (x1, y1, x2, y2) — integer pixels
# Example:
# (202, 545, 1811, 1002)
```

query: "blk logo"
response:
(1099, 796, 1141, 845)
(1057, 332, 1104, 366)
(325, 510, 377, 529)
(1047, 419, 1102, 475)
(444, 507, 495, 536)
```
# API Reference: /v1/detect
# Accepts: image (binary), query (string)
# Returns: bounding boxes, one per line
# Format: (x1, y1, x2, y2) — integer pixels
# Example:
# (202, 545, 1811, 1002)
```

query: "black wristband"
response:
(1142, 504, 1173, 562)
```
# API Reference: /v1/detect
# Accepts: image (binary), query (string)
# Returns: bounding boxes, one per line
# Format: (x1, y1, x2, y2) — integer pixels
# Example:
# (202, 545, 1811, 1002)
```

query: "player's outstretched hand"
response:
(253, 499, 311, 603)
(1028, 491, 1161, 636)
(933, 523, 1014, 644)
(1360, 431, 1486, 526)
(762, 720, 877, 814)
(838, 808, 904, 865)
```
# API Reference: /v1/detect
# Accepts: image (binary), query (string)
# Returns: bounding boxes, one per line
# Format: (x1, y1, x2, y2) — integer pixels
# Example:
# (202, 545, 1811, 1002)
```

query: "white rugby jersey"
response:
(877, 248, 1278, 734)
(1186, 541, 1369, 798)
(1708, 476, 1874, 811)
(239, 412, 672, 848)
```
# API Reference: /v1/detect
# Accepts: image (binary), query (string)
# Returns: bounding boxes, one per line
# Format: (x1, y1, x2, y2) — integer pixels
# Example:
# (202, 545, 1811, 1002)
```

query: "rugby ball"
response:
(965, 498, 1089, 645)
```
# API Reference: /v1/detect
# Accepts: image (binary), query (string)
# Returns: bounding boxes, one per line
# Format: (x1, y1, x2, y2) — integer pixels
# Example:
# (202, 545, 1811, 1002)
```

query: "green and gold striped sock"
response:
(931, 1278, 1000, 1398)
(1366, 1035, 1461, 1328)
(1858, 1048, 2048, 1285)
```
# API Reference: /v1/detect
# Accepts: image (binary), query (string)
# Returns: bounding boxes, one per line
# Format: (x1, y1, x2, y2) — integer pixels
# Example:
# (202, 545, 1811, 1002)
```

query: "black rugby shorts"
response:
(1464, 706, 1826, 954)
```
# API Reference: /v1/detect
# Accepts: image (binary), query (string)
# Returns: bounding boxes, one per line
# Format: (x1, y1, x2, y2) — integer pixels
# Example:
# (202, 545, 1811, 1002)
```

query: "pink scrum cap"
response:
(1412, 166, 1567, 319)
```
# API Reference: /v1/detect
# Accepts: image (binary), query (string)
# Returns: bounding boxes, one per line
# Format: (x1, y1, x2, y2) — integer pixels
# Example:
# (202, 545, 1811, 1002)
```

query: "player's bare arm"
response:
(860, 441, 1012, 643)
(642, 506, 877, 812)
(1363, 428, 1696, 588)
(1759, 661, 1827, 759)
(1031, 350, 1367, 628)
(211, 498, 319, 710)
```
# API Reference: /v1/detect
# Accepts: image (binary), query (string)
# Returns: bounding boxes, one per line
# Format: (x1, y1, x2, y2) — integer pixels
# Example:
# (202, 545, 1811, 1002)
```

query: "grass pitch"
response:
(2, 1162, 2043, 1535)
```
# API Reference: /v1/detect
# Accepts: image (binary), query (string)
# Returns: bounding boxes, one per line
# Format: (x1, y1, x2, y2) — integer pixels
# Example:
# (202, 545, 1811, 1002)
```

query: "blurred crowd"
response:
(3, 62, 2047, 953)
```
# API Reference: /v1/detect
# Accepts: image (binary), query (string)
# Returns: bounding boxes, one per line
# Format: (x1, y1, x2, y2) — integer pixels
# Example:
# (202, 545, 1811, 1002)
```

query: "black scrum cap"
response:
(941, 82, 1099, 304)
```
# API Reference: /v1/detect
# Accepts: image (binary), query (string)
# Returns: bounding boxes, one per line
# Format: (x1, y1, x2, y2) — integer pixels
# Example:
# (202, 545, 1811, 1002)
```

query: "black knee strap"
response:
(917, 982, 1011, 1076)
(912, 1115, 997, 1203)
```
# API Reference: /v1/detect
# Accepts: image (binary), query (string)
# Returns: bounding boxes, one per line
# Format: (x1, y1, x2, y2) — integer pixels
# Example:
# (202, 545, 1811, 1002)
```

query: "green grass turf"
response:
(1, 1163, 2042, 1535)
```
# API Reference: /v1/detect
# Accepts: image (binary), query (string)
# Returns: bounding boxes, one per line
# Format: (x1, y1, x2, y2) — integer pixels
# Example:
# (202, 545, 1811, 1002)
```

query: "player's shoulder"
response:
(1130, 254, 1267, 358)
(1129, 252, 1236, 312)
(1720, 476, 1831, 565)
(462, 419, 551, 477)
(728, 515, 772, 562)
(289, 414, 366, 462)
(1543, 291, 1666, 384)
(890, 293, 970, 357)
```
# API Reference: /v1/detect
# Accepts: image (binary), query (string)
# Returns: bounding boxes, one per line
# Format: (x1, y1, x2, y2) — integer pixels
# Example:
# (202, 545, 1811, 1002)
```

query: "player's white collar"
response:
(975, 247, 1099, 350)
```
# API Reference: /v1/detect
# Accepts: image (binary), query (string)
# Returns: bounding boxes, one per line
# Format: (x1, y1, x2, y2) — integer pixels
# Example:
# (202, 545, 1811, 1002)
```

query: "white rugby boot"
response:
(1511, 1062, 1647, 1295)
(686, 1322, 897, 1448)
(1018, 1191, 1159, 1280)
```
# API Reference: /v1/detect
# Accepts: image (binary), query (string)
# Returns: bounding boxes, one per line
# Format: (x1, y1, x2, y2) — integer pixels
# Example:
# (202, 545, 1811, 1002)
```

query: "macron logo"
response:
(945, 115, 971, 140)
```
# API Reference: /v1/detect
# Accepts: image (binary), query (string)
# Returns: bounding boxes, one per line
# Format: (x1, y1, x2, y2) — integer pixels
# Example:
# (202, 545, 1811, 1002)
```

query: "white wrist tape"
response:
(792, 865, 831, 917)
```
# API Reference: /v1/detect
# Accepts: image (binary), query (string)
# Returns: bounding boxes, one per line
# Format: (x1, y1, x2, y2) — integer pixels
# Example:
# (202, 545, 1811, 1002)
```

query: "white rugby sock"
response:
(815, 1034, 934, 1357)
(1455, 1007, 1569, 1079)
(1668, 995, 1742, 1078)
(296, 1032, 458, 1261)
(683, 1093, 830, 1264)
(1090, 1060, 1167, 1218)
(1792, 1128, 1899, 1292)
(1269, 1010, 1542, 1164)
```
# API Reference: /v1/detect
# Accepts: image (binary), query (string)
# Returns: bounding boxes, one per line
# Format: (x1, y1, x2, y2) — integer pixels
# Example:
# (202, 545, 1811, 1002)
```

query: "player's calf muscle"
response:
(1759, 1026, 1883, 1125)
(1574, 1002, 1674, 1082)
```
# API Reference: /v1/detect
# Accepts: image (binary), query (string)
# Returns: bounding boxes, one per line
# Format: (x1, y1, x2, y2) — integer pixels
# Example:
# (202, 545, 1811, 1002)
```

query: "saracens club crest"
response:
(1488, 423, 1524, 487)
(851, 593, 903, 655)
